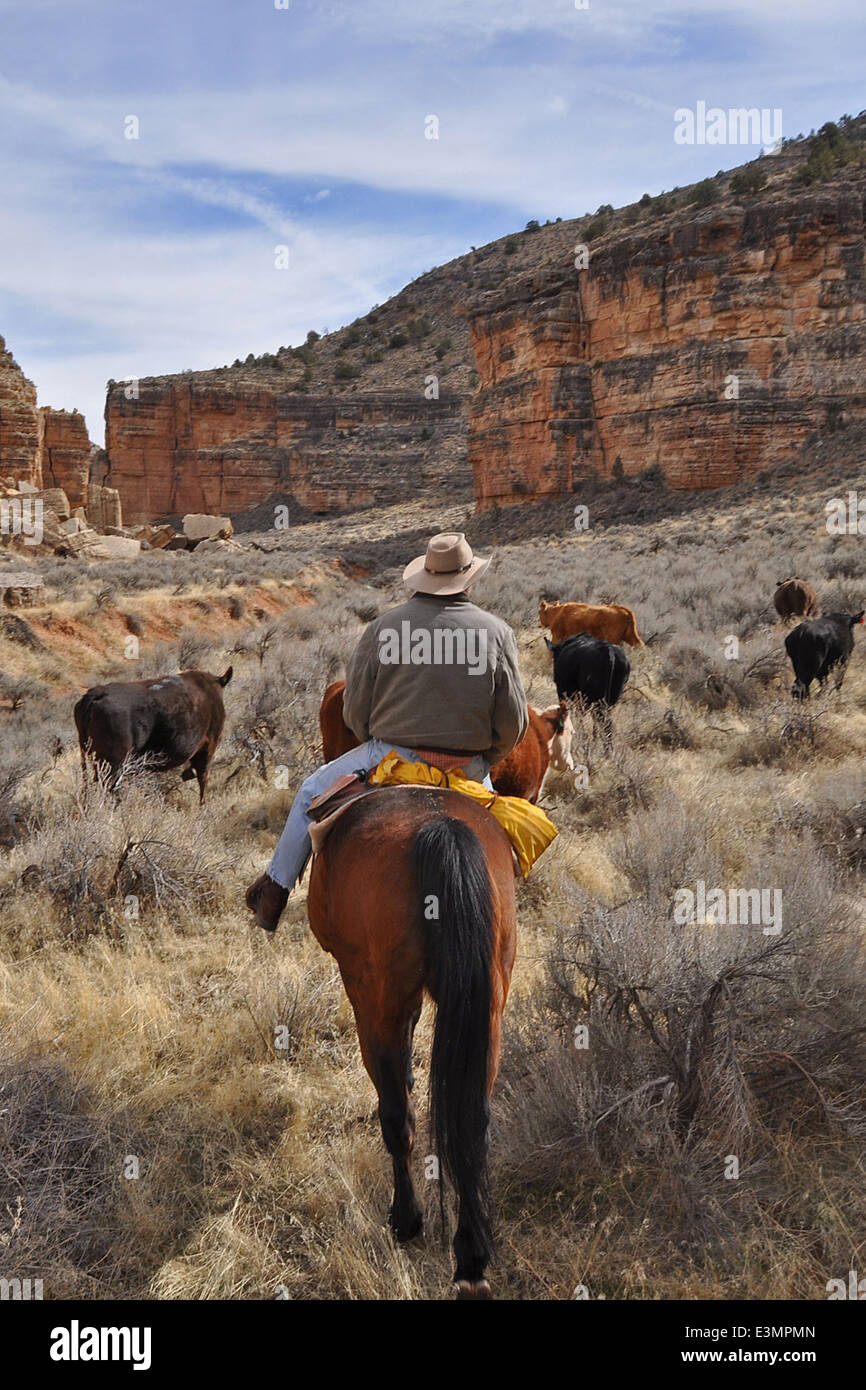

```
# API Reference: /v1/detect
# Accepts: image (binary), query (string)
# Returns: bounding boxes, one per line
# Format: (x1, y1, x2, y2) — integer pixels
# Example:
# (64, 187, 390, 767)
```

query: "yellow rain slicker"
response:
(369, 750, 557, 878)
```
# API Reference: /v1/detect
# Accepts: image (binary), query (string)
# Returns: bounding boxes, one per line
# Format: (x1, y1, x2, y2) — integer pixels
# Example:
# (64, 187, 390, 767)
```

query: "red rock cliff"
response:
(104, 379, 466, 523)
(0, 337, 93, 499)
(467, 184, 866, 507)
(0, 336, 41, 485)
(38, 408, 91, 506)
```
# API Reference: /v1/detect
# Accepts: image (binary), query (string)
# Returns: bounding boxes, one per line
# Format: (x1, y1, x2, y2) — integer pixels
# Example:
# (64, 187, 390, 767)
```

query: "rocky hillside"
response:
(468, 118, 866, 507)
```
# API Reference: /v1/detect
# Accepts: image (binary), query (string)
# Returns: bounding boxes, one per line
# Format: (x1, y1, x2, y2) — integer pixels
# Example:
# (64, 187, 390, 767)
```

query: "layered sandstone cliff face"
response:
(467, 184, 866, 506)
(0, 337, 93, 500)
(38, 408, 91, 506)
(104, 380, 466, 523)
(0, 336, 41, 485)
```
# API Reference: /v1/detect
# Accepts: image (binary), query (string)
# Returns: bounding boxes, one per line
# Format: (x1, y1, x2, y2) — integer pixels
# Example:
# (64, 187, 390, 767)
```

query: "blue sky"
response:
(0, 0, 863, 443)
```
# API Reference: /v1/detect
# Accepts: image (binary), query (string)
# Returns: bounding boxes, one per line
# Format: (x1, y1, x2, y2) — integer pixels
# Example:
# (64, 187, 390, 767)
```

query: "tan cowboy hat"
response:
(403, 531, 491, 596)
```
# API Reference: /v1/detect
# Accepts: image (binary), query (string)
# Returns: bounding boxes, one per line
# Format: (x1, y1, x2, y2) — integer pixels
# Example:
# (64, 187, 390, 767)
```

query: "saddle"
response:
(307, 769, 429, 856)
(306, 752, 558, 877)
(307, 770, 374, 822)
(306, 749, 477, 826)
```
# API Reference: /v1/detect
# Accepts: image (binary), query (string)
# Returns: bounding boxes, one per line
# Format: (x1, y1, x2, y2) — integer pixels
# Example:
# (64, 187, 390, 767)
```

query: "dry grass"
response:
(1, 474, 865, 1300)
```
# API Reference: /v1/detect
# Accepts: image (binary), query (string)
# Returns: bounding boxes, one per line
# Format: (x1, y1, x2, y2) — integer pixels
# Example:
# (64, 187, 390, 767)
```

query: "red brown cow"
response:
(489, 705, 573, 801)
(539, 599, 644, 647)
(319, 679, 573, 803)
(74, 667, 233, 804)
(774, 578, 819, 621)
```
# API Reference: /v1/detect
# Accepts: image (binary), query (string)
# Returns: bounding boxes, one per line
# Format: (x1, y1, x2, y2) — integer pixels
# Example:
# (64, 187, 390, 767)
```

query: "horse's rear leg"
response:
(357, 1007, 423, 1242)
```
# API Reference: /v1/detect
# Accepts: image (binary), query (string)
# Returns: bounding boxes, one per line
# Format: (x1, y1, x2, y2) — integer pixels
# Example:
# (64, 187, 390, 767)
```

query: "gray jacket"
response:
(343, 592, 528, 765)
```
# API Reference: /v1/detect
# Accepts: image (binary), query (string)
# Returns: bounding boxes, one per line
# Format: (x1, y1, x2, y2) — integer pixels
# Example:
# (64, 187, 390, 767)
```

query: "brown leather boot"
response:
(245, 873, 289, 932)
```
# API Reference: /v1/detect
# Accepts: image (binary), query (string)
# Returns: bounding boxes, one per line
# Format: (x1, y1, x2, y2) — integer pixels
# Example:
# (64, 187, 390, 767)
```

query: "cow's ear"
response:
(219, 666, 234, 686)
(858, 613, 865, 626)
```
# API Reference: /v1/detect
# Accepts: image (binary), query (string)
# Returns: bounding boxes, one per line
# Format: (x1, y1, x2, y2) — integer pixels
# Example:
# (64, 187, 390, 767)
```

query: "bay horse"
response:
(306, 784, 517, 1298)
(319, 678, 573, 802)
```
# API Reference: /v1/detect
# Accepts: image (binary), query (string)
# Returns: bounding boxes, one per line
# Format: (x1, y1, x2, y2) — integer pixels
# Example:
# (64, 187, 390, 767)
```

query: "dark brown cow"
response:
(74, 667, 233, 803)
(774, 578, 819, 621)
(319, 679, 573, 803)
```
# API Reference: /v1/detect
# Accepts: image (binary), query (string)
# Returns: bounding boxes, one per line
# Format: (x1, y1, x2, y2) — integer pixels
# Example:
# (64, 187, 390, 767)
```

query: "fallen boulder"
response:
(194, 537, 244, 554)
(85, 483, 123, 531)
(2, 574, 46, 608)
(131, 523, 177, 549)
(78, 535, 141, 561)
(39, 508, 67, 549)
(148, 524, 177, 549)
(36, 487, 71, 520)
(182, 513, 234, 543)
(55, 527, 100, 555)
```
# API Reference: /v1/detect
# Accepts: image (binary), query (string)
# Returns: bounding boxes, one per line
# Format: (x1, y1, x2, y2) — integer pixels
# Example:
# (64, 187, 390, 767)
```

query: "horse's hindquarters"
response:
(305, 785, 517, 1296)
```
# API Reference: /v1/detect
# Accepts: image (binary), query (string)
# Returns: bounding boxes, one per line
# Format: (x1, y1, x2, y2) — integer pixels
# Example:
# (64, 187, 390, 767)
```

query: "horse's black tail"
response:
(413, 816, 494, 1278)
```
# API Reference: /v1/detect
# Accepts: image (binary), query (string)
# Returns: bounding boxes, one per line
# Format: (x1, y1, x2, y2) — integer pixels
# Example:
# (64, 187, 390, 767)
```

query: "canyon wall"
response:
(38, 408, 91, 506)
(467, 185, 866, 507)
(0, 336, 93, 500)
(8, 161, 866, 527)
(0, 335, 41, 485)
(104, 379, 467, 523)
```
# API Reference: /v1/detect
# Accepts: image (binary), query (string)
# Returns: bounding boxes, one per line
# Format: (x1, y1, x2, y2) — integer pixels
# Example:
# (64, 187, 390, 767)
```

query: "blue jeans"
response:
(267, 741, 493, 890)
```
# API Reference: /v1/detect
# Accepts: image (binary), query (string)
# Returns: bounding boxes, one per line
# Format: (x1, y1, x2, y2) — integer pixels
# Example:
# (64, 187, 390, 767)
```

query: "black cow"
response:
(784, 612, 864, 700)
(546, 633, 630, 735)
(74, 667, 233, 803)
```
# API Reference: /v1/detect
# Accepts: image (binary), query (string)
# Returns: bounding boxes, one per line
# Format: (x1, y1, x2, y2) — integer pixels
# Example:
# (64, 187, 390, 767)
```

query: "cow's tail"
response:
(413, 816, 494, 1281)
(606, 646, 617, 704)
